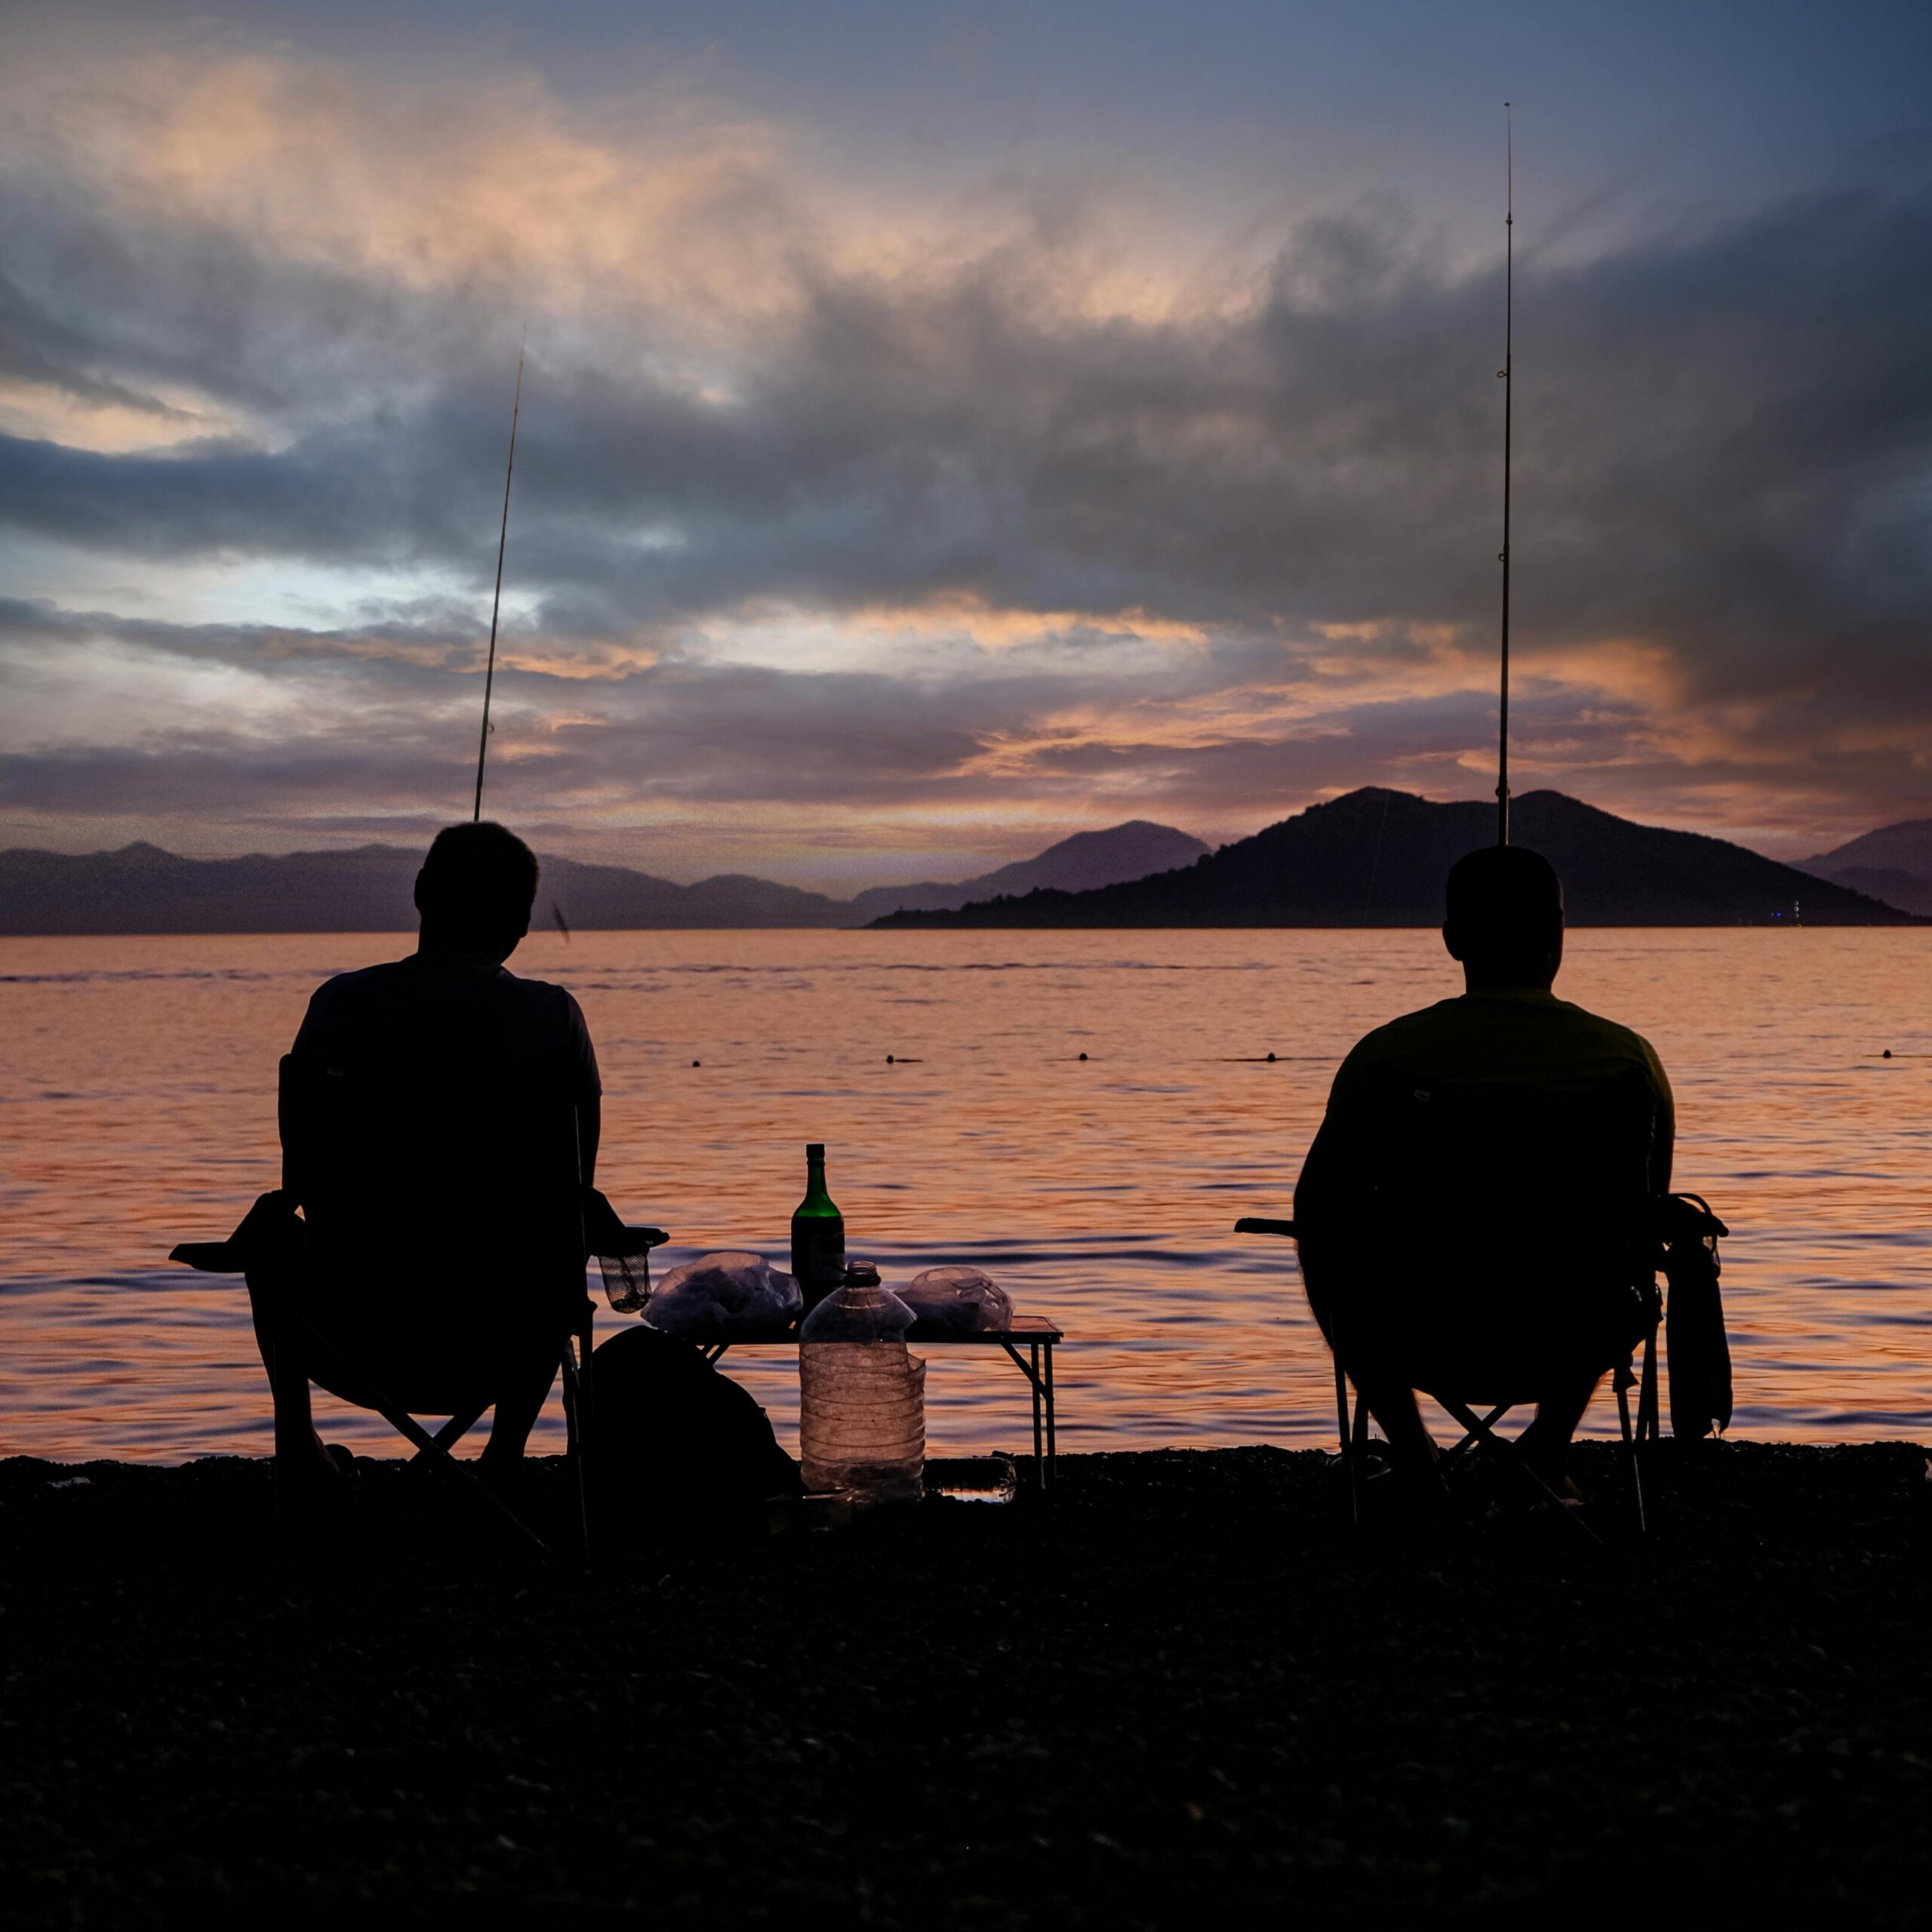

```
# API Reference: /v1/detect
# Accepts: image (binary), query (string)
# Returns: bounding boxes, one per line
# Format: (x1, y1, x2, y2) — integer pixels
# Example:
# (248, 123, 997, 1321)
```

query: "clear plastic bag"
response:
(644, 1251, 803, 1337)
(898, 1264, 1012, 1334)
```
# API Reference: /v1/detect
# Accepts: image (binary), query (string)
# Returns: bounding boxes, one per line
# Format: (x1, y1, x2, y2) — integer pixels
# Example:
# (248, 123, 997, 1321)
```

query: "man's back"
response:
(1297, 987, 1674, 1400)
(248, 819, 605, 1472)
(1292, 844, 1679, 1475)
(1321, 986, 1672, 1186)
(1301, 986, 1672, 1235)
(285, 953, 599, 1312)
(291, 951, 598, 1099)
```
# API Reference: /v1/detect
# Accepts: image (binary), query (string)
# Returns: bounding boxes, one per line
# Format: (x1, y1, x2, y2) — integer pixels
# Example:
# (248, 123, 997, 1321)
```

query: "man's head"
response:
(414, 822, 538, 961)
(1442, 844, 1564, 989)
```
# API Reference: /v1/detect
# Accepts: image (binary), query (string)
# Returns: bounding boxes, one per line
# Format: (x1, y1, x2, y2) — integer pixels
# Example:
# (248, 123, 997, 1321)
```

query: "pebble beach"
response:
(5, 1441, 1930, 1926)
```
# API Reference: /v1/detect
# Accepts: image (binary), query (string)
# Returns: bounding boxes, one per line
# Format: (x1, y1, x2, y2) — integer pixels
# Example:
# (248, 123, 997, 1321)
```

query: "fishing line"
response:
(1361, 787, 1393, 921)
(1496, 103, 1513, 847)
(473, 327, 526, 822)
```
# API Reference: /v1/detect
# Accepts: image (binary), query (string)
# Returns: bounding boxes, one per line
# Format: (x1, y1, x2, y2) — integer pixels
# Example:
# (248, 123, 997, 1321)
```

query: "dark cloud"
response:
(7, 177, 1930, 666)
(2, 72, 1930, 868)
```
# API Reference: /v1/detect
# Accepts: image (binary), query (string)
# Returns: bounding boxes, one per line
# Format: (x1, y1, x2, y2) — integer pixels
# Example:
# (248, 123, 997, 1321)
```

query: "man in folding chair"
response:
(1292, 844, 1674, 1527)
(254, 820, 603, 1519)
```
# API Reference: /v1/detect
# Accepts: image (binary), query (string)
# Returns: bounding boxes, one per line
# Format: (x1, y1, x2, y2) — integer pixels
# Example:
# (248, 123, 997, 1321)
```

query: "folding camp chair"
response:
(174, 1051, 604, 1561)
(1241, 1067, 1664, 1540)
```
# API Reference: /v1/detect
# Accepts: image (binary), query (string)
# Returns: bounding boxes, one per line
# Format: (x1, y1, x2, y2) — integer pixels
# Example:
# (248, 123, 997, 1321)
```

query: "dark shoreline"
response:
(6, 1441, 1931, 1925)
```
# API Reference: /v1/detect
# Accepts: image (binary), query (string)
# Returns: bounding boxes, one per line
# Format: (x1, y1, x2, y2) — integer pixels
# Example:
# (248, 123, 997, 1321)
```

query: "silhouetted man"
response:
(261, 822, 599, 1497)
(1294, 845, 1673, 1512)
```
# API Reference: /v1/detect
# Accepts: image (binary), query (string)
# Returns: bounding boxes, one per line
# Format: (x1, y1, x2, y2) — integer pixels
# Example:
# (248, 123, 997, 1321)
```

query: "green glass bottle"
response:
(791, 1142, 846, 1311)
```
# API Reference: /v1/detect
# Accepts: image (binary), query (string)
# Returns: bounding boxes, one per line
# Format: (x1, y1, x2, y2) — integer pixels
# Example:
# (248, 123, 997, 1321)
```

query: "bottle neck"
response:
(799, 1152, 837, 1215)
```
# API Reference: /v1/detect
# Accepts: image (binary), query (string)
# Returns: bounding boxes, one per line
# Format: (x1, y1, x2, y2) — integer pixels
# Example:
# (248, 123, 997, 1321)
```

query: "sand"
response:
(4, 1441, 1930, 1926)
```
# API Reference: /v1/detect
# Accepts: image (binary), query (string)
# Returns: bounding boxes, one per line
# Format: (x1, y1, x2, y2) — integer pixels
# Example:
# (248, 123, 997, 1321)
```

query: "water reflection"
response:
(0, 928, 1926, 1460)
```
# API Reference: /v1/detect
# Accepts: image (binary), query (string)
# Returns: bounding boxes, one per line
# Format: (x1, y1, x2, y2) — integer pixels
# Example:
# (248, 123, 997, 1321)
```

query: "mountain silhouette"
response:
(0, 842, 848, 934)
(846, 821, 1209, 918)
(0, 820, 1204, 934)
(1798, 817, 1932, 916)
(869, 789, 1918, 928)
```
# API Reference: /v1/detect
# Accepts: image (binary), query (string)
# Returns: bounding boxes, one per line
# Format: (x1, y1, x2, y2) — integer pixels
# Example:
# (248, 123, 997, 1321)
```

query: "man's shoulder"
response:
(1343, 998, 1466, 1063)
(1338, 989, 1665, 1081)
(301, 956, 411, 1014)
(1542, 994, 1663, 1064)
(498, 968, 584, 1020)
(299, 955, 579, 1027)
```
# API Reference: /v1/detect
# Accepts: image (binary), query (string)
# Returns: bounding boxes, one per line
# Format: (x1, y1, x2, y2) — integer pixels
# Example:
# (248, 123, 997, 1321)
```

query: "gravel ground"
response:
(3, 1441, 1930, 1927)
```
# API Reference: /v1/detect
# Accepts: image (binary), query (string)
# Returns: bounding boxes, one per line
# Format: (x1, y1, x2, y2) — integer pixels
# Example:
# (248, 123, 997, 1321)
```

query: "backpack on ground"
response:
(591, 1326, 801, 1535)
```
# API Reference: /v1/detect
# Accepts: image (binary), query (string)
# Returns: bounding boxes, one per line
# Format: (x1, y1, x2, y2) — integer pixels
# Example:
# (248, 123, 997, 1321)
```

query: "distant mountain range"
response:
(3, 798, 1920, 934)
(1798, 818, 1932, 917)
(844, 821, 1210, 918)
(0, 820, 1209, 935)
(870, 789, 1919, 928)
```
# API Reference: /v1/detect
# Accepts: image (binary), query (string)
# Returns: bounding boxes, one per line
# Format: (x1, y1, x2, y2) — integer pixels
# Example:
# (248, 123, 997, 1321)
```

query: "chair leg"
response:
(290, 1314, 554, 1560)
(1348, 1367, 1374, 1527)
(1614, 1359, 1647, 1535)
(430, 1404, 491, 1452)
(1433, 1392, 1601, 1545)
(560, 1329, 592, 1565)
(1333, 1355, 1358, 1526)
(1638, 1328, 1660, 1446)
(575, 1310, 598, 1552)
(1441, 1403, 1512, 1466)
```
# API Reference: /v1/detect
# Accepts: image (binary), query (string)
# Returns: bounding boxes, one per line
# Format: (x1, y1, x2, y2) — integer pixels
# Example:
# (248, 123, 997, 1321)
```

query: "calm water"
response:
(2, 928, 1927, 1463)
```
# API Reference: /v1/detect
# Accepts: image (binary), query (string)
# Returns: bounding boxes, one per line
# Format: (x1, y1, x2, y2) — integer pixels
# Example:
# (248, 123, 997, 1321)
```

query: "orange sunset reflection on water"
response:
(2, 928, 1927, 1462)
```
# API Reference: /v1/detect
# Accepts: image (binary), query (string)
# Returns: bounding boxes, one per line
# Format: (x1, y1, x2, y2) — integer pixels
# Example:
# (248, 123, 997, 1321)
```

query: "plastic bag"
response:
(898, 1265, 1012, 1334)
(645, 1251, 803, 1337)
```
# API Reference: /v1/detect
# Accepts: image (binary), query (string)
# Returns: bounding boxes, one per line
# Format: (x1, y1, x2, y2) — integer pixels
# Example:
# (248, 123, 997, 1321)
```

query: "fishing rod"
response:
(1496, 104, 1513, 847)
(472, 328, 526, 821)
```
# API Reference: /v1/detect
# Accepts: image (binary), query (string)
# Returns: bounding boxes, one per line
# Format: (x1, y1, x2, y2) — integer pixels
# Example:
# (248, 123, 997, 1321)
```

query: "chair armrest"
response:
(582, 1185, 669, 1258)
(170, 1241, 245, 1272)
(169, 1189, 304, 1274)
(601, 1226, 669, 1258)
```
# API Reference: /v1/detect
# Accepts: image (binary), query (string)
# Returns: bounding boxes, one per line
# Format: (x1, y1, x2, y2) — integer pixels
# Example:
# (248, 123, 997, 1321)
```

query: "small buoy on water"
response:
(1267, 1051, 1277, 1063)
(886, 1054, 894, 1063)
(1884, 1048, 1894, 1059)
(692, 1059, 700, 1068)
(1078, 1051, 1088, 1060)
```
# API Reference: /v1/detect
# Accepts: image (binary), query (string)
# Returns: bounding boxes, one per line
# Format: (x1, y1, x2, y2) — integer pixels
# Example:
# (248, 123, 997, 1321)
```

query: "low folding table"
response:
(688, 1315, 1063, 1487)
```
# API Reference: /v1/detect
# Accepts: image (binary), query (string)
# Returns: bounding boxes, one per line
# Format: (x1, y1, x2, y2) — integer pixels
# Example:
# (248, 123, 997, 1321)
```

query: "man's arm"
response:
(281, 986, 334, 1198)
(564, 991, 602, 1186)
(577, 1093, 601, 1189)
(1294, 1038, 1378, 1229)
(1643, 1040, 1675, 1197)
(1292, 1114, 1346, 1233)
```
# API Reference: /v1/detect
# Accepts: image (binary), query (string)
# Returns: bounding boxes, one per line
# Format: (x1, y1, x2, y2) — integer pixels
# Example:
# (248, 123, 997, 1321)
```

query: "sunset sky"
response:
(3, 0, 1929, 888)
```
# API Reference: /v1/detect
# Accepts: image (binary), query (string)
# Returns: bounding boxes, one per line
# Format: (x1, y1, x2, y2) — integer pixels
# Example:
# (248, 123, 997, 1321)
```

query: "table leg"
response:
(1043, 1343, 1056, 1488)
(1030, 1341, 1044, 1487)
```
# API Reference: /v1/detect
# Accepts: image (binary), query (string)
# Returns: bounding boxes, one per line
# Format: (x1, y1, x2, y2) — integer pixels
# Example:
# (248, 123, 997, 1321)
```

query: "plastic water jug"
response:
(798, 1263, 925, 1502)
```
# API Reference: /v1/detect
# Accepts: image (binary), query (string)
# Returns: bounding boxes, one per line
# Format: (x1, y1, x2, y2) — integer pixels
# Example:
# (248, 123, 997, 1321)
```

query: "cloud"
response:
(1, 41, 1929, 874)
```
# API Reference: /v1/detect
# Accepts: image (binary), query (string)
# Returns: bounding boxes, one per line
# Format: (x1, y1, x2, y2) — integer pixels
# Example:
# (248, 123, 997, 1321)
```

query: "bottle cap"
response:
(842, 1260, 881, 1288)
(806, 1142, 825, 1160)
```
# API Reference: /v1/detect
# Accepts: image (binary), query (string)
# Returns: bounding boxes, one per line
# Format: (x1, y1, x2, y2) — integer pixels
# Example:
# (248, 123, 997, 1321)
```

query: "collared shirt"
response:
(1298, 984, 1675, 1223)
(291, 949, 600, 1105)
